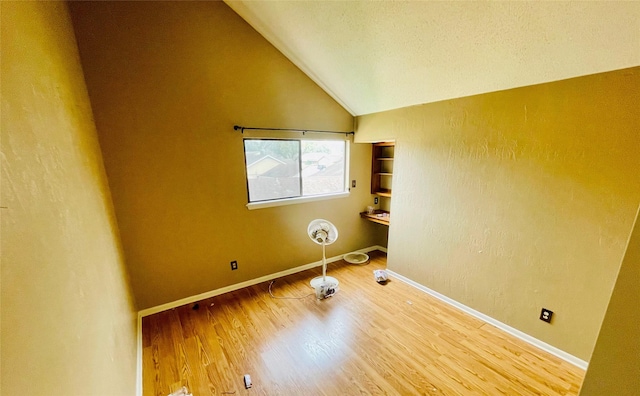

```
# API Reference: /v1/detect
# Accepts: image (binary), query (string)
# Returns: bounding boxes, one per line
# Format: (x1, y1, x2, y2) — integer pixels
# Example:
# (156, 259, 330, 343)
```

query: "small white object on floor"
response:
(373, 269, 388, 283)
(168, 386, 192, 396)
(244, 374, 252, 389)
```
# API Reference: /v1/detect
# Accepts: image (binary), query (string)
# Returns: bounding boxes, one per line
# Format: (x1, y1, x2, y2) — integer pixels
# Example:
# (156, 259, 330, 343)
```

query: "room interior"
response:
(1, 1, 638, 395)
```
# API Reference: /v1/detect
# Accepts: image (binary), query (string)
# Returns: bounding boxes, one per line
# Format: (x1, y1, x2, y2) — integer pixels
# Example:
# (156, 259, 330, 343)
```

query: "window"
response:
(244, 138, 348, 207)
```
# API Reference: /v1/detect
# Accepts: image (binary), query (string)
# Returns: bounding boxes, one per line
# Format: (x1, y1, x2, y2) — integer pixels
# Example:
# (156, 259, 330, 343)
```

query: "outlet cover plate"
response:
(540, 308, 553, 323)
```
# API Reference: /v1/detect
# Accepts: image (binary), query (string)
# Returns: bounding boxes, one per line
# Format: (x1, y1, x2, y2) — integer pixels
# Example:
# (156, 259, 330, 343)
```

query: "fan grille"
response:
(308, 219, 338, 245)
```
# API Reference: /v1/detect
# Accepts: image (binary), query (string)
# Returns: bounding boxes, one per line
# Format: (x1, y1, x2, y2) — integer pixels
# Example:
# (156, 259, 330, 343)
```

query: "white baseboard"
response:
(375, 245, 388, 253)
(386, 270, 588, 370)
(138, 245, 386, 318)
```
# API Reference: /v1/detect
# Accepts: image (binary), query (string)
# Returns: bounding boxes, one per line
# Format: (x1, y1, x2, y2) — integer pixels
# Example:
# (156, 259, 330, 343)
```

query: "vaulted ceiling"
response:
(225, 1, 640, 116)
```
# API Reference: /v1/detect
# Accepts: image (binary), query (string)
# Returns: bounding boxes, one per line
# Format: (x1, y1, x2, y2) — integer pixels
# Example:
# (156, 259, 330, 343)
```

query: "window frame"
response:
(243, 137, 350, 210)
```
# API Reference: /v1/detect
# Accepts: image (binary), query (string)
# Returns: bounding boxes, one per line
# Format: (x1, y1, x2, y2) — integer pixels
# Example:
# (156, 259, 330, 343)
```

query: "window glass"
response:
(301, 140, 345, 196)
(244, 139, 346, 203)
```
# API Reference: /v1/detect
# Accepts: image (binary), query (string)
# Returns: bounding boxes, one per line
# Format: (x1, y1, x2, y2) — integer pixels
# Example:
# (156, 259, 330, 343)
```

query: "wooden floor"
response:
(142, 251, 585, 395)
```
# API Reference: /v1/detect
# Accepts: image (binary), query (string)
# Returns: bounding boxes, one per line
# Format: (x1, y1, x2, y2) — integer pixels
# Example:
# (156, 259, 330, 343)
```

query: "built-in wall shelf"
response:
(361, 142, 394, 226)
(371, 142, 394, 197)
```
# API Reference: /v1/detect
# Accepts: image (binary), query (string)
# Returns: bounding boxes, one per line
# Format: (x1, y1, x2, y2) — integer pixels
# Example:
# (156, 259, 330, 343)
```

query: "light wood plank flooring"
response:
(142, 251, 585, 395)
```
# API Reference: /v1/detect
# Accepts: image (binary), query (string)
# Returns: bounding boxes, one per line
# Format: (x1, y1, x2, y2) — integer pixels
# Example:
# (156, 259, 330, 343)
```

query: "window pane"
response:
(244, 140, 300, 202)
(301, 140, 345, 196)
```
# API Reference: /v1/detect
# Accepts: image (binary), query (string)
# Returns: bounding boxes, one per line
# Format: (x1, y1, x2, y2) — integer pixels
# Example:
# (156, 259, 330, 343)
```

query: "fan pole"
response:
(322, 242, 327, 282)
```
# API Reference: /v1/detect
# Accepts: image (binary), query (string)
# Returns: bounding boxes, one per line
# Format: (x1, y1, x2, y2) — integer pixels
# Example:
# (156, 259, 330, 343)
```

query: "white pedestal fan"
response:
(307, 219, 339, 298)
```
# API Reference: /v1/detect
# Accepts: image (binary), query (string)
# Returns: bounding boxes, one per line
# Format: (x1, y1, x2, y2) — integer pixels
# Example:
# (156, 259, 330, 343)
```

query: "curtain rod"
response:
(234, 125, 354, 136)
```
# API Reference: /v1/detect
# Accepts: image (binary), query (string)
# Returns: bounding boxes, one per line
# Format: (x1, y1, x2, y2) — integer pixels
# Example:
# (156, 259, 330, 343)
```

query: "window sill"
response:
(246, 192, 350, 210)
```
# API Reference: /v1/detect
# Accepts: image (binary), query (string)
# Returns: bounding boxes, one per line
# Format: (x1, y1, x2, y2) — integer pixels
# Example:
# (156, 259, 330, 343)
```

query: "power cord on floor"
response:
(268, 280, 315, 300)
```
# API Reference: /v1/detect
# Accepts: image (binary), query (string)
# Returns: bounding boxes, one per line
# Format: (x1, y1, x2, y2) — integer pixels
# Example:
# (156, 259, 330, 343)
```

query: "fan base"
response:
(310, 276, 339, 299)
(310, 276, 339, 289)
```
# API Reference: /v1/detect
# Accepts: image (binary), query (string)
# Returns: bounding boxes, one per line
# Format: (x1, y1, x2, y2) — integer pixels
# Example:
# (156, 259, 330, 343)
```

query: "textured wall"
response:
(1, 2, 137, 394)
(579, 206, 640, 395)
(356, 68, 640, 360)
(69, 1, 383, 309)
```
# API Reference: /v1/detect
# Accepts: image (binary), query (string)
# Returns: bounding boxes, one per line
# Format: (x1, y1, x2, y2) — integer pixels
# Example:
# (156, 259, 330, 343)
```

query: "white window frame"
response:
(243, 137, 351, 210)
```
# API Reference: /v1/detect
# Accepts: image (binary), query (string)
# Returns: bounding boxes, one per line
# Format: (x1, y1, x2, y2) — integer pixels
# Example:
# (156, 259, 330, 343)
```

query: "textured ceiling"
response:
(225, 1, 640, 116)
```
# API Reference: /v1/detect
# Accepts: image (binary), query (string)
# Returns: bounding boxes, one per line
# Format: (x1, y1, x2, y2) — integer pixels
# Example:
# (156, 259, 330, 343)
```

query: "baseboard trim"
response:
(138, 245, 386, 318)
(386, 270, 589, 371)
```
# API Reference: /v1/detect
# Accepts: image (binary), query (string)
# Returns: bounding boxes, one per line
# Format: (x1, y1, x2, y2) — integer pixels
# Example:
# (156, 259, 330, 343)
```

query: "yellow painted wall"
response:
(579, 205, 640, 395)
(356, 68, 640, 360)
(1, 2, 137, 394)
(68, 1, 384, 309)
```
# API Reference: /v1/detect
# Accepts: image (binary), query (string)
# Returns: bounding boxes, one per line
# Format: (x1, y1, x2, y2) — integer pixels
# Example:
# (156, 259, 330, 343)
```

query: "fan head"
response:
(307, 219, 338, 245)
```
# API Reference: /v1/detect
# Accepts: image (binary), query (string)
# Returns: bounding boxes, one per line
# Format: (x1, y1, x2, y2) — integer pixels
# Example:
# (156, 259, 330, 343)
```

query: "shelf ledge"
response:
(359, 210, 390, 226)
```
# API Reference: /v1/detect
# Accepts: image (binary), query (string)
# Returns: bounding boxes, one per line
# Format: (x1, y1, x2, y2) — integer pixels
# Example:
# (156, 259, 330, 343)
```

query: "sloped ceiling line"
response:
(225, 1, 640, 116)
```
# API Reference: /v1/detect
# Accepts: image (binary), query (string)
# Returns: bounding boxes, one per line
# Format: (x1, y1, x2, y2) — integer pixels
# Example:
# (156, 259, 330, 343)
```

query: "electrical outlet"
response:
(230, 260, 238, 270)
(352, 180, 356, 188)
(540, 308, 553, 323)
(374, 197, 379, 204)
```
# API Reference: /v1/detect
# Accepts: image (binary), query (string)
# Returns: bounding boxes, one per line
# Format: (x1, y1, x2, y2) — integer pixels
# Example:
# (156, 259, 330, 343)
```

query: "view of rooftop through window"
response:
(244, 139, 346, 203)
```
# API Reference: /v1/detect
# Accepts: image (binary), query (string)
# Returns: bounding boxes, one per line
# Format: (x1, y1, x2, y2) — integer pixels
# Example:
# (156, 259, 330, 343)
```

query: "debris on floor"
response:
(168, 386, 192, 396)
